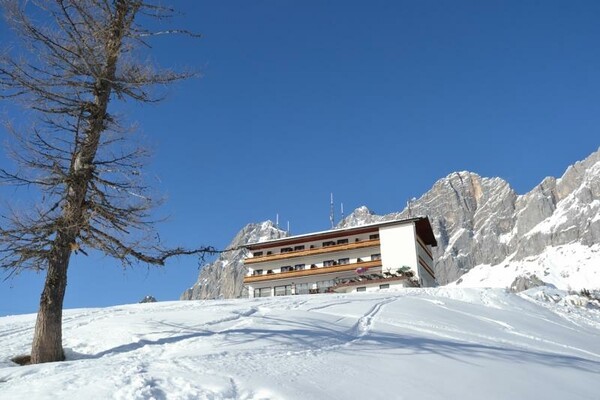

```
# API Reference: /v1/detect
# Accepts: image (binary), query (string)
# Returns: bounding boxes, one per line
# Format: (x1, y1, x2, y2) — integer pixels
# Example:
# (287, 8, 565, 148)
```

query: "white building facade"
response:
(243, 217, 437, 298)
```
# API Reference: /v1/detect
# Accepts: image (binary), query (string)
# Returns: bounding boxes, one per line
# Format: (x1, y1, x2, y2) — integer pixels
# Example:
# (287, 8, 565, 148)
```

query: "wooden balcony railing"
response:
(243, 259, 382, 284)
(244, 239, 381, 265)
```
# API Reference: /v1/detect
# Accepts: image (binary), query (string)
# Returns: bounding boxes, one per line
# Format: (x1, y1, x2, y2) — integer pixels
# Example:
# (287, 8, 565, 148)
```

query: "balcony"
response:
(244, 239, 381, 264)
(243, 259, 382, 284)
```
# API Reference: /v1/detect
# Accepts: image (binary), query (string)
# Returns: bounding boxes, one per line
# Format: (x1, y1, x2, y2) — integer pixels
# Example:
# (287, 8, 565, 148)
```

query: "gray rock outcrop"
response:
(509, 275, 547, 293)
(139, 295, 157, 303)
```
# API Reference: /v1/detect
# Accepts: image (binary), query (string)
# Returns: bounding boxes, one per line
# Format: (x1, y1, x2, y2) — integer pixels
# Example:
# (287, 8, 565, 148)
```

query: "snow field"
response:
(452, 243, 600, 290)
(1, 288, 599, 400)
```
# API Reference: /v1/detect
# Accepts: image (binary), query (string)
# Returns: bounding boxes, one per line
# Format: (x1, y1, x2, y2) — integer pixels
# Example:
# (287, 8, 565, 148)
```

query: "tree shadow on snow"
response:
(70, 314, 600, 374)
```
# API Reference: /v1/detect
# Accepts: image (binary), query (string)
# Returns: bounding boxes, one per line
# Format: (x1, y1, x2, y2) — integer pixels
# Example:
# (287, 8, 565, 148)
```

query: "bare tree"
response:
(0, 0, 213, 364)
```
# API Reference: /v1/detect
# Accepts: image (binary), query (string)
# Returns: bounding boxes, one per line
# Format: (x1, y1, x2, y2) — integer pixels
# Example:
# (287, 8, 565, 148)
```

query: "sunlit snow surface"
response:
(1, 288, 600, 399)
(451, 243, 600, 290)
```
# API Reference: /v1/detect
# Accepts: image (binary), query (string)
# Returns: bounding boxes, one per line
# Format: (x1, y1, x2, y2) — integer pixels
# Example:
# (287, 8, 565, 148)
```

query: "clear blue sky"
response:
(1, 1, 599, 316)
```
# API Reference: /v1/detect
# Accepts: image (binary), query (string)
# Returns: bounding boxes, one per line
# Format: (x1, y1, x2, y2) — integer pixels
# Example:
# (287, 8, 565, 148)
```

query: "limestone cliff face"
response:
(180, 221, 287, 300)
(338, 147, 600, 285)
(182, 148, 600, 299)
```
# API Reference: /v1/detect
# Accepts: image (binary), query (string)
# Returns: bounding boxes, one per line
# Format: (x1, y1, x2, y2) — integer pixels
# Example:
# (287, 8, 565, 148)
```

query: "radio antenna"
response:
(329, 193, 335, 229)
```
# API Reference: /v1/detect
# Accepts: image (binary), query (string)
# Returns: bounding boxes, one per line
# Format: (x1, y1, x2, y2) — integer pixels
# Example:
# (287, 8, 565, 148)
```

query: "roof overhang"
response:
(246, 216, 437, 250)
(414, 217, 438, 247)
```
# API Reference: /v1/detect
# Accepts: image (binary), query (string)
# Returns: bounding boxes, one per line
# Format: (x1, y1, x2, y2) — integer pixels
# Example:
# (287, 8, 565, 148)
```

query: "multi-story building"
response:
(243, 217, 437, 298)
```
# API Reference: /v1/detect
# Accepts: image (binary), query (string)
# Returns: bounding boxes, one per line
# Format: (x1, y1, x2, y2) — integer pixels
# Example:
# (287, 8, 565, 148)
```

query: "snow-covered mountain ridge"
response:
(3, 288, 600, 399)
(182, 148, 600, 300)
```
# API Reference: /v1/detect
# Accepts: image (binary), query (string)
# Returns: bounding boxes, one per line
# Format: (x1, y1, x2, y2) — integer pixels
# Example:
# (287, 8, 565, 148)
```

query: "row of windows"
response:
(251, 254, 381, 276)
(257, 280, 393, 297)
(356, 283, 389, 292)
(254, 280, 336, 297)
(274, 285, 292, 296)
(252, 234, 380, 257)
(254, 287, 272, 297)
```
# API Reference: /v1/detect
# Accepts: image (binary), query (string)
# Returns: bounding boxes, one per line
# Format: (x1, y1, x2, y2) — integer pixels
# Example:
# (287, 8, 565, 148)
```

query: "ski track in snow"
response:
(348, 298, 397, 339)
(2, 289, 600, 400)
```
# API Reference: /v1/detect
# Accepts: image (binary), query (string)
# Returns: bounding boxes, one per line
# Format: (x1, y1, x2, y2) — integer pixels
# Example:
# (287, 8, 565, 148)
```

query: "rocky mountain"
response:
(337, 147, 600, 287)
(182, 147, 600, 300)
(180, 221, 287, 300)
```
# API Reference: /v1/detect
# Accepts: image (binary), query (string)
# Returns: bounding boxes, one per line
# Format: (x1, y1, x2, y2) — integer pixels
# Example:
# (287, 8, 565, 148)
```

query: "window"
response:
(369, 234, 380, 240)
(295, 283, 310, 295)
(310, 264, 317, 269)
(254, 287, 271, 297)
(281, 266, 292, 273)
(337, 238, 348, 245)
(294, 264, 305, 271)
(356, 287, 366, 292)
(267, 251, 272, 255)
(317, 280, 335, 291)
(323, 260, 335, 267)
(371, 253, 381, 260)
(281, 247, 293, 253)
(253, 251, 263, 257)
(267, 270, 274, 274)
(253, 269, 263, 276)
(379, 284, 390, 289)
(338, 258, 350, 265)
(294, 245, 305, 251)
(275, 285, 292, 296)
(322, 241, 336, 247)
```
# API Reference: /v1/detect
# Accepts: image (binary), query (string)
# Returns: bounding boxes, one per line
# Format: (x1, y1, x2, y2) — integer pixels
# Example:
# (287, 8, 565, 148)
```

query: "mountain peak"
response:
(182, 148, 600, 300)
(336, 205, 382, 228)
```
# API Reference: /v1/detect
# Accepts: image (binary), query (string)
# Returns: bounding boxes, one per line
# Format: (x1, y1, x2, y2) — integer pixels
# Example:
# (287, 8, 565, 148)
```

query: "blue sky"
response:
(1, 1, 599, 316)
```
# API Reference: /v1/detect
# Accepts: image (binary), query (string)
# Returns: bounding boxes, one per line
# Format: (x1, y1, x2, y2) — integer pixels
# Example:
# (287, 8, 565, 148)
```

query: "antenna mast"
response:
(330, 193, 335, 229)
(276, 213, 279, 229)
(340, 202, 344, 221)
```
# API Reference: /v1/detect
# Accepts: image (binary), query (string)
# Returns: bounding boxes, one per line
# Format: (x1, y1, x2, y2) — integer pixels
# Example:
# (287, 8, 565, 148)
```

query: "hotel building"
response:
(243, 217, 437, 297)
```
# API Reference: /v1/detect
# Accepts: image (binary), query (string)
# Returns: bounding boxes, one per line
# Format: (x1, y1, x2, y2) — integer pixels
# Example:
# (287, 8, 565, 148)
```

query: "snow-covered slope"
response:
(2, 288, 600, 399)
(451, 243, 600, 290)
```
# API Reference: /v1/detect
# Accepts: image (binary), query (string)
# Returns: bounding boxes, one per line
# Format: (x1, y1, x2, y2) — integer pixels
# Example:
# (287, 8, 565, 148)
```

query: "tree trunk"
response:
(30, 238, 72, 363)
(27, 1, 131, 364)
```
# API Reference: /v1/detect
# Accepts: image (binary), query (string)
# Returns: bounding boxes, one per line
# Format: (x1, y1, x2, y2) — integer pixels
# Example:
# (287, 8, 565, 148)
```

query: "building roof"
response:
(246, 216, 437, 250)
